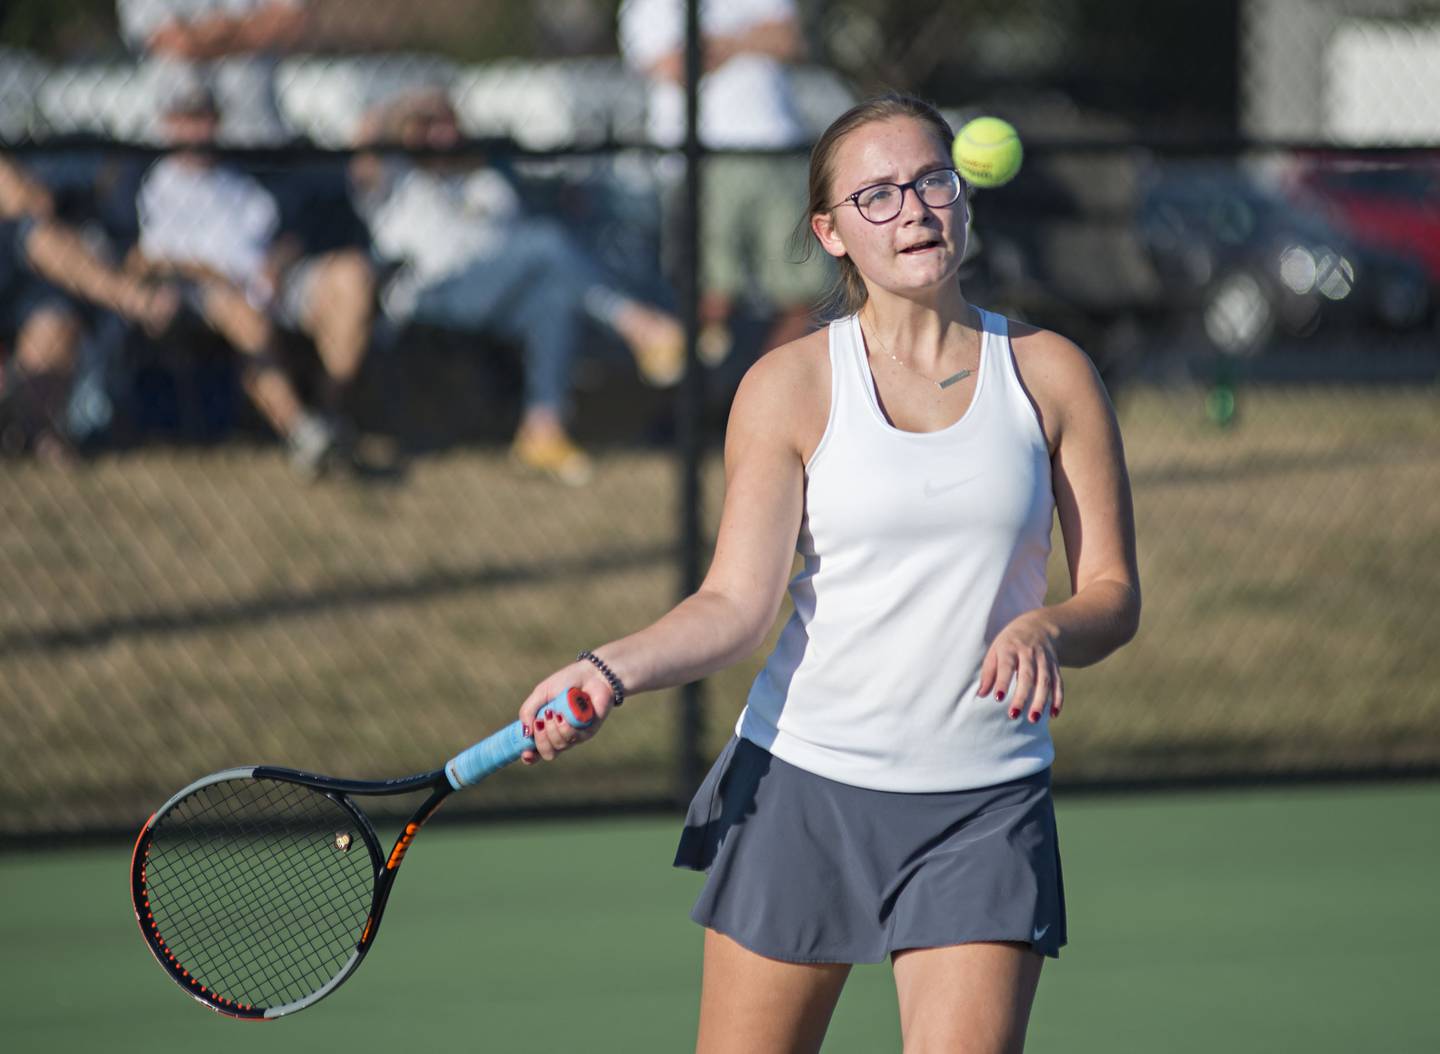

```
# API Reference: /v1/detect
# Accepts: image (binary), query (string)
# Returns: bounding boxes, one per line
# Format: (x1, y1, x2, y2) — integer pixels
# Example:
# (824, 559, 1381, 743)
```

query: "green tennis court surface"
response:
(4, 782, 1436, 1052)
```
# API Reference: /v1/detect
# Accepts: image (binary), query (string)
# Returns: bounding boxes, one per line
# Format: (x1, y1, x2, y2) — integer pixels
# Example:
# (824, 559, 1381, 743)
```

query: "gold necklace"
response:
(863, 310, 977, 390)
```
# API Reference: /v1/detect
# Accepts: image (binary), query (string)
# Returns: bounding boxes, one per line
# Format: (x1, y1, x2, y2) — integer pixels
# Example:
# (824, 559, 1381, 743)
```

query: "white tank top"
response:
(736, 309, 1057, 791)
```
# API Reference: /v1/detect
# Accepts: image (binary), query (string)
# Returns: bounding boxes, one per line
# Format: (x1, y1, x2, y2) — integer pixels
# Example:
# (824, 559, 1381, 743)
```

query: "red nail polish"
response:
(1029, 711, 1040, 723)
(1008, 709, 1020, 720)
(556, 715, 566, 725)
(996, 690, 1005, 702)
(535, 719, 545, 731)
(1051, 706, 1059, 718)
(522, 724, 531, 737)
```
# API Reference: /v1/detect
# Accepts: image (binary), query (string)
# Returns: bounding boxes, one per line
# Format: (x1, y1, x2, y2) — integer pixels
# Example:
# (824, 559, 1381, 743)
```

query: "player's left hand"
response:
(517, 663, 616, 764)
(978, 613, 1063, 723)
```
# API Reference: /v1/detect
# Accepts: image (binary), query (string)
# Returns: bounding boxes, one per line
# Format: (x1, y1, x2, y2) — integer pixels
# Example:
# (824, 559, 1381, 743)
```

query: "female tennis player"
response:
(519, 93, 1140, 1053)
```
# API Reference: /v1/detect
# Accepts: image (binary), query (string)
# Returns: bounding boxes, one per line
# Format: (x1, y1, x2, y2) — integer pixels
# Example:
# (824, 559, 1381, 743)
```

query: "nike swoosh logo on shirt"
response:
(923, 474, 982, 498)
(1032, 923, 1050, 942)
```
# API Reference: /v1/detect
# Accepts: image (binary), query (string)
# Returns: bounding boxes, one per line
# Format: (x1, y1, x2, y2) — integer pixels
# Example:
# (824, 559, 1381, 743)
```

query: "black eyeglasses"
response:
(831, 167, 964, 223)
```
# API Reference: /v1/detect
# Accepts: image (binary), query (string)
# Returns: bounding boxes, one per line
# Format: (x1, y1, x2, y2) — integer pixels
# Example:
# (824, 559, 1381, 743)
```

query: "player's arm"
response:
(574, 349, 810, 681)
(520, 340, 823, 755)
(978, 326, 1141, 719)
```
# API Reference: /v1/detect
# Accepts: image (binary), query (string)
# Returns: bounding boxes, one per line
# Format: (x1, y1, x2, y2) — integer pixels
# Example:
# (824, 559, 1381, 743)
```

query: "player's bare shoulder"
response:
(728, 327, 832, 460)
(1005, 318, 1112, 449)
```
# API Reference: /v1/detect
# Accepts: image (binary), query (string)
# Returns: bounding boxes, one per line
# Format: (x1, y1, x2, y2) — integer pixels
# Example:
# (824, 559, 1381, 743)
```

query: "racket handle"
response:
(444, 688, 596, 790)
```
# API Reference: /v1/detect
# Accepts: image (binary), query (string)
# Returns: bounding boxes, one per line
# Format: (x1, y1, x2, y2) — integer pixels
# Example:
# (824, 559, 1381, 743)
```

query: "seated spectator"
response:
(0, 155, 178, 464)
(132, 75, 374, 477)
(119, 0, 308, 146)
(349, 87, 684, 486)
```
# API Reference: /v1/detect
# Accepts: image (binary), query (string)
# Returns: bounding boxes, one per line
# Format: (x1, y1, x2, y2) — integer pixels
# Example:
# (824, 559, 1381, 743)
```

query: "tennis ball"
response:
(952, 116, 1023, 188)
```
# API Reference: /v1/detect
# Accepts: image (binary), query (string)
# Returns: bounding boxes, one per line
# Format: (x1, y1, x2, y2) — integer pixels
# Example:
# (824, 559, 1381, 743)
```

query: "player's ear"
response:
(811, 209, 847, 259)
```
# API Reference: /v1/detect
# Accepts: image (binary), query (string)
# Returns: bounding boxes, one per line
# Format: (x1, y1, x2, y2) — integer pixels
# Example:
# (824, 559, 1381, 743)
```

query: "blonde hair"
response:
(790, 93, 957, 320)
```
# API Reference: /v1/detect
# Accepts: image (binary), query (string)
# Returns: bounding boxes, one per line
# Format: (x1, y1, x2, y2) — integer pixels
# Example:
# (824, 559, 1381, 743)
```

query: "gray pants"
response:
(410, 218, 610, 414)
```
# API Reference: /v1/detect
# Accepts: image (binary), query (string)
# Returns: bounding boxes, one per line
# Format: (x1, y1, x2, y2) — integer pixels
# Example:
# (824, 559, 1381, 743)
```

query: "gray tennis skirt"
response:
(674, 737, 1066, 963)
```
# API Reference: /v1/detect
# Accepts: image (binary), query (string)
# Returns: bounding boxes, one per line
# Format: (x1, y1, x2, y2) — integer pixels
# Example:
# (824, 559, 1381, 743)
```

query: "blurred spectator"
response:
(349, 87, 684, 486)
(618, 0, 829, 361)
(132, 75, 373, 477)
(119, 0, 309, 145)
(0, 156, 178, 464)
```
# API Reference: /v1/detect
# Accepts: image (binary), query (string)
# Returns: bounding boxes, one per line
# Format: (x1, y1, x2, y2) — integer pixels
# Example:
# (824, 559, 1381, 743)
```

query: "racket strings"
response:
(147, 780, 373, 1006)
(141, 777, 376, 1010)
(168, 826, 349, 1001)
(146, 787, 355, 1005)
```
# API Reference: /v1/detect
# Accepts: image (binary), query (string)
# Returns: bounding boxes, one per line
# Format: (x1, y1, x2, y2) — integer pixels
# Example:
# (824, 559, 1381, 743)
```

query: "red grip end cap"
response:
(567, 687, 595, 723)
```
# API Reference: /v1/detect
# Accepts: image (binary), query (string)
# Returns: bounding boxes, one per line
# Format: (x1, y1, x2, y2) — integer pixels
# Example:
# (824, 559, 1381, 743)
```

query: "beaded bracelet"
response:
(577, 650, 625, 707)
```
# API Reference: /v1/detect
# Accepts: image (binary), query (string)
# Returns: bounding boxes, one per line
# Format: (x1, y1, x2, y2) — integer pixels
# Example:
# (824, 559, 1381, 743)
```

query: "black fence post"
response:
(676, 0, 705, 804)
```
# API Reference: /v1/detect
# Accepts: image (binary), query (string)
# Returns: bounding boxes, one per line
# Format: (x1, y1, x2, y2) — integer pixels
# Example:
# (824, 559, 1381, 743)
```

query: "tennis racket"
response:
(130, 687, 594, 1019)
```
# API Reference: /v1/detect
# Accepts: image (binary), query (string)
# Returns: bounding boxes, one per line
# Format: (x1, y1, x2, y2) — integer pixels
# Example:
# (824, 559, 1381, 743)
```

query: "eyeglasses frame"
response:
(830, 166, 967, 224)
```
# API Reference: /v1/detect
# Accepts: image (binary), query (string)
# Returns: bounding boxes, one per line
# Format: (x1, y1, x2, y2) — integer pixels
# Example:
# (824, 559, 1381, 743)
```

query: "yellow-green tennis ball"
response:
(952, 116, 1023, 188)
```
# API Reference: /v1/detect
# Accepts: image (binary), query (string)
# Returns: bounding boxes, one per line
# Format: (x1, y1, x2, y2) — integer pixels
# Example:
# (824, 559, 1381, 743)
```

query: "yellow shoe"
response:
(510, 430, 594, 486)
(625, 311, 686, 388)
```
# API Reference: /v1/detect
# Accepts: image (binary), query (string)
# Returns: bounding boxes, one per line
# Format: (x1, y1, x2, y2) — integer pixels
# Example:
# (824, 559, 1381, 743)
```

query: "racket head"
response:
(131, 768, 385, 1019)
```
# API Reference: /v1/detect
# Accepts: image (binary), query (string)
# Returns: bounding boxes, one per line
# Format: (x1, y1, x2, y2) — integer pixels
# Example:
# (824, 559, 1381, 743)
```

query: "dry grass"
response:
(2, 383, 1437, 834)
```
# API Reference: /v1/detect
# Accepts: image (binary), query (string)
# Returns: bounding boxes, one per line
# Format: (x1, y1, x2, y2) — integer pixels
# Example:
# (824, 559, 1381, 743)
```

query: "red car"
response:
(1287, 153, 1440, 286)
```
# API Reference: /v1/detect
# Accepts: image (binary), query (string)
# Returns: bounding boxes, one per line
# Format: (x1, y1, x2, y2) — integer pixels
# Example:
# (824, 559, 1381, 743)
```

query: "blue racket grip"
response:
(444, 688, 596, 790)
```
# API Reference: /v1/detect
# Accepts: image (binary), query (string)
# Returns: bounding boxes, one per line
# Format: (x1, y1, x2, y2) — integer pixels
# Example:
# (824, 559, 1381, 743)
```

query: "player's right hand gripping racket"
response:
(130, 688, 594, 1019)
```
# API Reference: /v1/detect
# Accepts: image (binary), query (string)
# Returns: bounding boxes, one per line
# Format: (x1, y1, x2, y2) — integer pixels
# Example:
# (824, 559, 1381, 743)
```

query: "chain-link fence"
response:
(3, 0, 1438, 840)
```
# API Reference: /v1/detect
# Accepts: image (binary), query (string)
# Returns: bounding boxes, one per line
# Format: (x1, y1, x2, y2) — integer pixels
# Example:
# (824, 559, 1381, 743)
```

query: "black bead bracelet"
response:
(578, 650, 625, 707)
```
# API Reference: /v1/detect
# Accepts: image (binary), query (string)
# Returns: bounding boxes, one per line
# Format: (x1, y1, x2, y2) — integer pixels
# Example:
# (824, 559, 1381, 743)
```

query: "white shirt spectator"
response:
(618, 0, 806, 149)
(118, 0, 305, 145)
(357, 164, 524, 317)
(139, 157, 279, 301)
